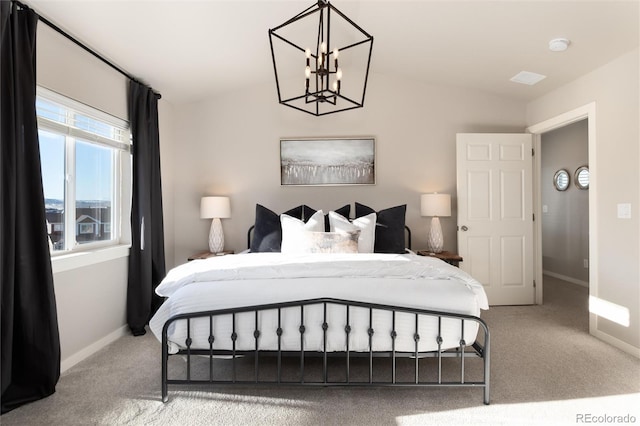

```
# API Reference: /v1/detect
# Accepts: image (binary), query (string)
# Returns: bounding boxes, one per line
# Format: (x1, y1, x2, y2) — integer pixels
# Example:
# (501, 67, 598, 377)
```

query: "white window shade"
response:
(37, 87, 130, 151)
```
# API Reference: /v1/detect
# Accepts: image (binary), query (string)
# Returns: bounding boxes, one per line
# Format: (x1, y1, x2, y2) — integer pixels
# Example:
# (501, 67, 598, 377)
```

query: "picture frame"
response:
(280, 137, 376, 186)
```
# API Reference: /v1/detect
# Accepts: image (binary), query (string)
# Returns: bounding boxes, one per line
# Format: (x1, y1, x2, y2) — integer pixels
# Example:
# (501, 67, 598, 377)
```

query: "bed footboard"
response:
(161, 298, 490, 404)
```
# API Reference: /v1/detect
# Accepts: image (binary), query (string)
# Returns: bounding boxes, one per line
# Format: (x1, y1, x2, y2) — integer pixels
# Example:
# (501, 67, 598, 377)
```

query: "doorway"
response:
(540, 119, 589, 296)
(527, 102, 597, 336)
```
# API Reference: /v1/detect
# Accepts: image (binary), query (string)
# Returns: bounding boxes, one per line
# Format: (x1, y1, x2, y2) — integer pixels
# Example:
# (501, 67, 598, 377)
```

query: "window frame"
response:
(36, 87, 131, 259)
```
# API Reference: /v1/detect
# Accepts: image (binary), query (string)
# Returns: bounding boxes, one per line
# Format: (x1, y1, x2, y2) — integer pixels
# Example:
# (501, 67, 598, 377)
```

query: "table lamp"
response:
(420, 193, 451, 253)
(200, 196, 231, 253)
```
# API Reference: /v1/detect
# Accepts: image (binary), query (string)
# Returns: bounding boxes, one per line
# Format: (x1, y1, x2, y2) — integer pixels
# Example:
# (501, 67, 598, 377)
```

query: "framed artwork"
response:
(280, 137, 375, 186)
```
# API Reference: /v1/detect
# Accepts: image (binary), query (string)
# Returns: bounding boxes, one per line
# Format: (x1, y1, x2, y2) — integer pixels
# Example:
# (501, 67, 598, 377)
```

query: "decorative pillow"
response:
(329, 211, 376, 253)
(355, 202, 406, 254)
(297, 231, 360, 254)
(251, 204, 305, 252)
(299, 204, 351, 231)
(301, 204, 317, 222)
(280, 210, 325, 253)
(324, 204, 351, 231)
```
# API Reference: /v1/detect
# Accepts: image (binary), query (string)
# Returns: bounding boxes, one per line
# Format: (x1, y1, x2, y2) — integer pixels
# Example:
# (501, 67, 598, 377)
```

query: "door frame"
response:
(526, 103, 596, 330)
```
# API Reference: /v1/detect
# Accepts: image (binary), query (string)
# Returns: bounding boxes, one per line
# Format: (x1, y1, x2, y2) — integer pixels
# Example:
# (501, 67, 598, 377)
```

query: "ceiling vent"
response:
(510, 71, 547, 86)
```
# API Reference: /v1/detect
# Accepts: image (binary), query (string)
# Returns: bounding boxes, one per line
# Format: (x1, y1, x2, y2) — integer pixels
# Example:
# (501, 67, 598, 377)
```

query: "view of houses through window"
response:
(37, 88, 129, 252)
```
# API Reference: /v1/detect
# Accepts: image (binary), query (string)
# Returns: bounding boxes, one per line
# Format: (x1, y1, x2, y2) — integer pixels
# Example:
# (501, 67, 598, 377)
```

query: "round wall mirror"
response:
(553, 169, 570, 191)
(575, 165, 589, 190)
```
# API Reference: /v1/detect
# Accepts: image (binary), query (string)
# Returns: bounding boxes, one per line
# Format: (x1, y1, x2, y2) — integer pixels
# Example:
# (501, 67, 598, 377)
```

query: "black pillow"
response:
(297, 204, 351, 231)
(251, 204, 304, 252)
(355, 202, 406, 253)
(301, 205, 317, 222)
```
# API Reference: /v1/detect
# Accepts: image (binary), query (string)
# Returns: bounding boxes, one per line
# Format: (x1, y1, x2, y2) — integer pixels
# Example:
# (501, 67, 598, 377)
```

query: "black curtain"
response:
(127, 80, 166, 336)
(1, 2, 61, 414)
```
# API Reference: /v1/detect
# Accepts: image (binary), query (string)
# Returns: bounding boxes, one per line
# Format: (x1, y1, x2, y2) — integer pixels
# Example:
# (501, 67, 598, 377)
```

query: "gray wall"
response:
(541, 120, 589, 284)
(170, 72, 528, 266)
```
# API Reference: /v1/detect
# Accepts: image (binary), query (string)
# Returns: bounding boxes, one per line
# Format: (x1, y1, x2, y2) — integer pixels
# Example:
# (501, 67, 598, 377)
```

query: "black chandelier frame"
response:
(268, 0, 374, 116)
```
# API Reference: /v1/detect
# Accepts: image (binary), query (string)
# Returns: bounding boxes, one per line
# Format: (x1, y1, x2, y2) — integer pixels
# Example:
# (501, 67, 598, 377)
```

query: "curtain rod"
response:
(13, 0, 162, 100)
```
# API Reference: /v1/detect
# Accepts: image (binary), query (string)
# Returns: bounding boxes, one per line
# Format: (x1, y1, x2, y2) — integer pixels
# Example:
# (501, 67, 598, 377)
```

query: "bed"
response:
(150, 204, 491, 404)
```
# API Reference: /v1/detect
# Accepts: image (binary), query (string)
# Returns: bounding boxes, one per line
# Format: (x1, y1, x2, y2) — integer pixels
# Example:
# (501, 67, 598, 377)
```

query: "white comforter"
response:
(150, 252, 488, 354)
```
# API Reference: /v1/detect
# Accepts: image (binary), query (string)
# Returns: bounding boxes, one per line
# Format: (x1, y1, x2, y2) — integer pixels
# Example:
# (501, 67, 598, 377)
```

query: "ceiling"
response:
(25, 0, 640, 105)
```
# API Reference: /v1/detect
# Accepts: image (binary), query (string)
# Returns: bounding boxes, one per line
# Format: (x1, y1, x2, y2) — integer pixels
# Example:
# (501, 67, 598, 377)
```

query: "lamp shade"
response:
(420, 193, 451, 217)
(200, 196, 231, 219)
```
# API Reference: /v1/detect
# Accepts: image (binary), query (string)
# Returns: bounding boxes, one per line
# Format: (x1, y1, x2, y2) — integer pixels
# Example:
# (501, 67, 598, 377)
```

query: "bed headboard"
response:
(247, 225, 412, 251)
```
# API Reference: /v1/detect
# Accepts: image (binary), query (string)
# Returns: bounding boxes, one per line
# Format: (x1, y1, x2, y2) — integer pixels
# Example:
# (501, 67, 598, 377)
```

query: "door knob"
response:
(461, 225, 469, 231)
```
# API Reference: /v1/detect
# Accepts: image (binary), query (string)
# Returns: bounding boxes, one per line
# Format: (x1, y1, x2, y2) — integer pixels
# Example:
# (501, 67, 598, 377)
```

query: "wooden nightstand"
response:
(187, 250, 234, 261)
(417, 250, 463, 267)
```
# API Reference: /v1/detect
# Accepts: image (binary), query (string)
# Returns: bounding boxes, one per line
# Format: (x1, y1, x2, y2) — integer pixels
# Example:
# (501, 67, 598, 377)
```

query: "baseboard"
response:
(60, 325, 129, 373)
(591, 327, 640, 359)
(543, 270, 589, 288)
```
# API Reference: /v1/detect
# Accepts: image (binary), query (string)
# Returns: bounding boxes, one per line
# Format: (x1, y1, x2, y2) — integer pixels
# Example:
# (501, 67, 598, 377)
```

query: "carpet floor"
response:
(2, 276, 639, 425)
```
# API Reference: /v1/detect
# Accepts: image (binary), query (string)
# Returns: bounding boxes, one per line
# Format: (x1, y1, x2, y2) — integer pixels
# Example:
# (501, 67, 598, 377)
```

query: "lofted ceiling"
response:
(24, 0, 640, 105)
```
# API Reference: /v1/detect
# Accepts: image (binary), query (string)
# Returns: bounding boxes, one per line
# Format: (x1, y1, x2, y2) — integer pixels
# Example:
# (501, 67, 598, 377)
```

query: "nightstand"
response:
(187, 250, 234, 261)
(417, 250, 463, 267)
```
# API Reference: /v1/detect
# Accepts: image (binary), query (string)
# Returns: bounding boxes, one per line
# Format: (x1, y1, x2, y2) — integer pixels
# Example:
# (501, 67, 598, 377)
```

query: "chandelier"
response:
(269, 0, 374, 116)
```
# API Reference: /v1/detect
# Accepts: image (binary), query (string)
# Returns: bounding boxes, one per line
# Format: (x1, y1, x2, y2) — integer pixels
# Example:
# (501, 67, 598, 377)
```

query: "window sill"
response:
(51, 244, 130, 274)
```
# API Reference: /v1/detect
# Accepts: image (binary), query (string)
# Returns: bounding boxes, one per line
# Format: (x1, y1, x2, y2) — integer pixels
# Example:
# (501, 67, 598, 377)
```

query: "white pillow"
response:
(329, 211, 376, 253)
(280, 210, 325, 253)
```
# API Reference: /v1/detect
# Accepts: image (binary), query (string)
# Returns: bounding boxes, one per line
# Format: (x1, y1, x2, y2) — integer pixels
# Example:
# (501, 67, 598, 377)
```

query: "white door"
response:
(456, 133, 534, 305)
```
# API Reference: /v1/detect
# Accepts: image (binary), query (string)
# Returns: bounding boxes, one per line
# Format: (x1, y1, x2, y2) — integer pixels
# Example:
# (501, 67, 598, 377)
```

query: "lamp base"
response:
(427, 217, 444, 253)
(209, 218, 224, 253)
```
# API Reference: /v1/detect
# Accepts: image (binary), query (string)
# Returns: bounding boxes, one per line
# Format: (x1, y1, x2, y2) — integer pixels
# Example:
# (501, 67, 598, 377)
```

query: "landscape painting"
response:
(280, 138, 375, 186)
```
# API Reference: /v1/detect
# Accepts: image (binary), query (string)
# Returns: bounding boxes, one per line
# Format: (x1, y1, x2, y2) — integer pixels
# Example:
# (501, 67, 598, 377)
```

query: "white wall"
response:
(527, 48, 640, 354)
(170, 72, 527, 266)
(36, 24, 176, 369)
(541, 120, 589, 284)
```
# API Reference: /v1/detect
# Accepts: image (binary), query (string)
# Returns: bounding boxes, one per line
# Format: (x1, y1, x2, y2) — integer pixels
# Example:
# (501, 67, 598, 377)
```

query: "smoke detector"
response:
(549, 38, 570, 52)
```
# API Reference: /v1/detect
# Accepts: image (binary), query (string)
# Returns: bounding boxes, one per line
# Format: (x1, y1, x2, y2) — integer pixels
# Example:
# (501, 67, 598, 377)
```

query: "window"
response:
(37, 88, 130, 253)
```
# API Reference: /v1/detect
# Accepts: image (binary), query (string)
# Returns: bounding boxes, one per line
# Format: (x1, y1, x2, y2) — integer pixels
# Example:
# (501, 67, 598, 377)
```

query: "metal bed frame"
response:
(161, 298, 490, 404)
(160, 225, 490, 404)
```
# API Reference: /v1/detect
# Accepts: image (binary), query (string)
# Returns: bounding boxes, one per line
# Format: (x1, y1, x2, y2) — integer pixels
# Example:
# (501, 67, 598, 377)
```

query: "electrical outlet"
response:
(583, 259, 589, 268)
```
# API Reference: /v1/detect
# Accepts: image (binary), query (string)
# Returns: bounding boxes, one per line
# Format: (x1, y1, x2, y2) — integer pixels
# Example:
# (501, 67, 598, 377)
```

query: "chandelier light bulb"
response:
(333, 48, 339, 58)
(321, 42, 327, 54)
(336, 68, 343, 80)
(317, 56, 323, 67)
(305, 48, 311, 58)
(332, 80, 338, 91)
(305, 66, 311, 78)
